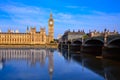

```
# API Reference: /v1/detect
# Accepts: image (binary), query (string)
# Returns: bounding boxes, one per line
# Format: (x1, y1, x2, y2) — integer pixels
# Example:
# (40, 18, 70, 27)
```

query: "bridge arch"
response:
(72, 39, 82, 44)
(59, 42, 62, 44)
(66, 41, 71, 44)
(62, 41, 65, 44)
(108, 38, 120, 47)
(84, 39, 104, 46)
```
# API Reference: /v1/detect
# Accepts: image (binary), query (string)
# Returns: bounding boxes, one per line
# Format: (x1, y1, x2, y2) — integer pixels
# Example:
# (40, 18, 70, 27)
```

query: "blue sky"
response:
(0, 0, 120, 38)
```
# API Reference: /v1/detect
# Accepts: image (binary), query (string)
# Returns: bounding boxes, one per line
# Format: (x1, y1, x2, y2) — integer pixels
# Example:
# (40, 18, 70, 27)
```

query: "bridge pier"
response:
(82, 37, 84, 46)
(104, 34, 107, 47)
(61, 43, 62, 50)
(68, 44, 70, 51)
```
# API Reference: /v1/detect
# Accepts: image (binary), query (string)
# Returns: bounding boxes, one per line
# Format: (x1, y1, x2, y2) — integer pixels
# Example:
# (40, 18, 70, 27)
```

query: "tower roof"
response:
(50, 12, 53, 19)
(49, 12, 54, 22)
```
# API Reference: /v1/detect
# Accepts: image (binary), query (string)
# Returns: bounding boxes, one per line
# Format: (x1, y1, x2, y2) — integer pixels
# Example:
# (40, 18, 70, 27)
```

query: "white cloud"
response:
(91, 10, 107, 15)
(0, 4, 50, 27)
(65, 6, 79, 9)
(0, 3, 120, 37)
(53, 11, 120, 33)
(65, 5, 87, 11)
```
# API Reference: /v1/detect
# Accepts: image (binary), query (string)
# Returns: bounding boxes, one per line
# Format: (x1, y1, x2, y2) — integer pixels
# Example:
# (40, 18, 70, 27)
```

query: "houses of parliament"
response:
(0, 13, 54, 45)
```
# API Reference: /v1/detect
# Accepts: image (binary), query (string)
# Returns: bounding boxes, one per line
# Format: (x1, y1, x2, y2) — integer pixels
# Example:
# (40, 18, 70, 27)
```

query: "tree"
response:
(82, 34, 89, 39)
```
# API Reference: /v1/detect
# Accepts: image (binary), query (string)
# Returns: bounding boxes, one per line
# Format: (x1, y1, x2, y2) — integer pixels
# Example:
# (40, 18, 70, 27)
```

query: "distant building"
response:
(57, 34, 62, 40)
(61, 29, 85, 42)
(0, 13, 54, 44)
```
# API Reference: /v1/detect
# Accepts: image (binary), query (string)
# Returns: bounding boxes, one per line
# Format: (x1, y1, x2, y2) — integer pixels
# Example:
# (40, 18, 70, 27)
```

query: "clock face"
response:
(50, 21, 53, 25)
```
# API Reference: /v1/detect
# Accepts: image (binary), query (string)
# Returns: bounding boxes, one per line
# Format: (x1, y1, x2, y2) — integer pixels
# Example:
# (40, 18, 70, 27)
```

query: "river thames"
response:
(0, 48, 119, 80)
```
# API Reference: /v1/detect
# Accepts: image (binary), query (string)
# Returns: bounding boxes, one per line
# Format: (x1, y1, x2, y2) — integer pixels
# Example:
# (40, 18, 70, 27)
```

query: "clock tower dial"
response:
(50, 21, 53, 25)
(48, 13, 54, 42)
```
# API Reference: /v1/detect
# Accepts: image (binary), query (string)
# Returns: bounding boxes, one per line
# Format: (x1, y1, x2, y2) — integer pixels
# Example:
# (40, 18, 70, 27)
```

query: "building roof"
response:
(0, 32, 30, 34)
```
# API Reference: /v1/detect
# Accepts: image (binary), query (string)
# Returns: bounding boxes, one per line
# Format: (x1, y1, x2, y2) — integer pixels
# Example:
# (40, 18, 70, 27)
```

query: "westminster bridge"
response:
(58, 34, 120, 60)
(59, 34, 120, 48)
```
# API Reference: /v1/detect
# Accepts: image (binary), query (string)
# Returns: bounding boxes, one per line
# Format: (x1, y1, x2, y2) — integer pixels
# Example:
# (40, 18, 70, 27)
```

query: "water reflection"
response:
(0, 60, 3, 70)
(102, 47, 120, 60)
(0, 48, 54, 80)
(103, 59, 120, 80)
(58, 49, 120, 80)
(0, 48, 119, 80)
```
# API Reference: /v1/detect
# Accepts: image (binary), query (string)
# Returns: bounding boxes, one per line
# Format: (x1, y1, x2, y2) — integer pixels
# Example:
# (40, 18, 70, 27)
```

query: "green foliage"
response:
(82, 34, 89, 39)
(54, 39, 58, 42)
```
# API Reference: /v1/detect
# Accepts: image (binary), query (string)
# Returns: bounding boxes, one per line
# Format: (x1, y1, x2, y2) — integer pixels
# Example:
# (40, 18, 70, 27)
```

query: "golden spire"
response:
(50, 12, 52, 18)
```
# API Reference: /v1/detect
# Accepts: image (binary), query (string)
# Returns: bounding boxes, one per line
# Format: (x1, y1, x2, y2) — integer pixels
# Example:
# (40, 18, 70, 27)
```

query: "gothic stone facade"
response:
(61, 30, 85, 42)
(0, 13, 54, 45)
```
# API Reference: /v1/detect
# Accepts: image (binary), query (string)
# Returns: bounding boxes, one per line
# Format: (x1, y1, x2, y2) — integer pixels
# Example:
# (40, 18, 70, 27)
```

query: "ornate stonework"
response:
(48, 13, 54, 42)
(0, 13, 54, 45)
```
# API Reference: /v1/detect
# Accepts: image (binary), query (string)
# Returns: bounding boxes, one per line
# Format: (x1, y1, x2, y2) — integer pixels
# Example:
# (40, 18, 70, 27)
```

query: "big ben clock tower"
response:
(48, 13, 54, 42)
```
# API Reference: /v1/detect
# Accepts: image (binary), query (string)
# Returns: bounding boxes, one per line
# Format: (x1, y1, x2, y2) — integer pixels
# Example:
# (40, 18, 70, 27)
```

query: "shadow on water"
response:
(80, 45, 120, 61)
(58, 49, 72, 61)
(102, 46, 120, 61)
(103, 59, 120, 80)
(58, 48, 120, 80)
(81, 45, 103, 56)
(102, 46, 120, 80)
